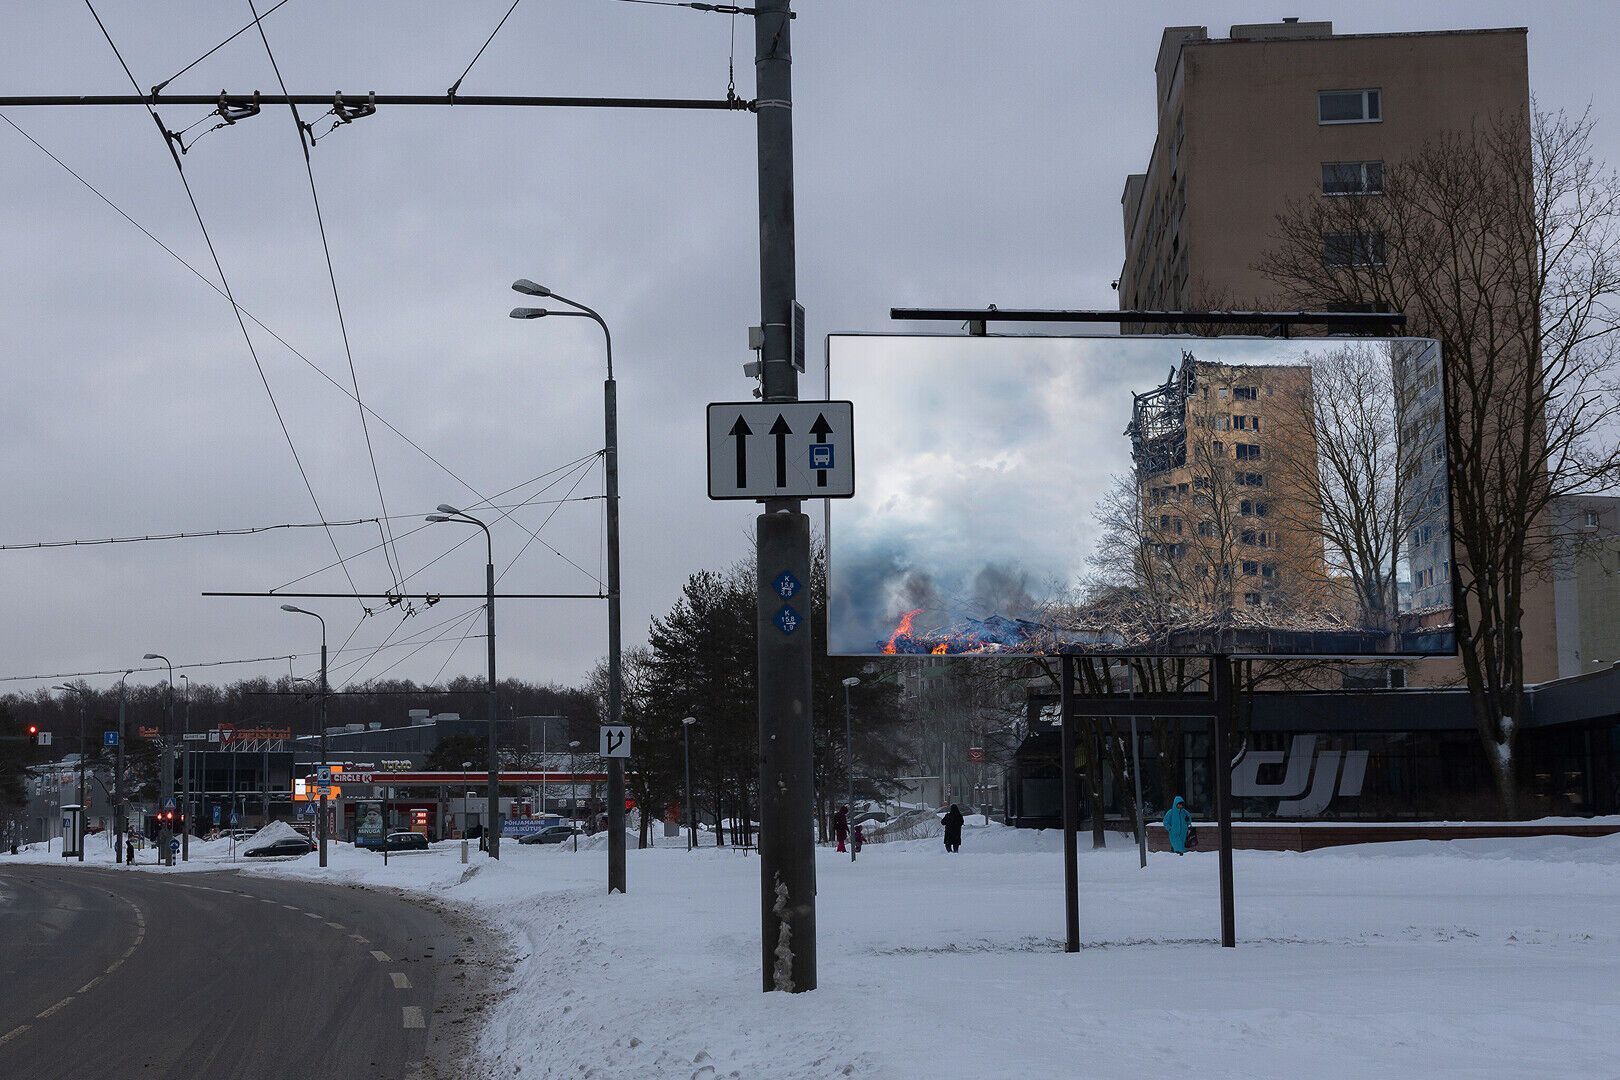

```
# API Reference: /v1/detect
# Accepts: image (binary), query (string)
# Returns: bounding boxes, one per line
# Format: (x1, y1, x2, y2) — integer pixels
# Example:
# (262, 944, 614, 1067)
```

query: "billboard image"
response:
(826, 334, 1455, 658)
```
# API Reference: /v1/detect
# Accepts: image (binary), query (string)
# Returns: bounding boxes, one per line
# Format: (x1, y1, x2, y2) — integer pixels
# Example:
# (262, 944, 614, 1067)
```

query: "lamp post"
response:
(569, 740, 581, 852)
(281, 605, 329, 867)
(178, 674, 192, 860)
(841, 677, 860, 863)
(512, 279, 625, 893)
(115, 670, 131, 863)
(52, 684, 88, 861)
(425, 506, 501, 859)
(143, 654, 175, 866)
(682, 717, 698, 851)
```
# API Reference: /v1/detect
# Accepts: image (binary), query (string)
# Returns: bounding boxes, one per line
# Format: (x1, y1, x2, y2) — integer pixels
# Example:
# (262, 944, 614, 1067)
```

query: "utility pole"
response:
(145, 654, 175, 865)
(180, 674, 191, 861)
(282, 605, 328, 866)
(115, 671, 130, 864)
(52, 684, 88, 861)
(682, 717, 697, 850)
(752, 0, 814, 994)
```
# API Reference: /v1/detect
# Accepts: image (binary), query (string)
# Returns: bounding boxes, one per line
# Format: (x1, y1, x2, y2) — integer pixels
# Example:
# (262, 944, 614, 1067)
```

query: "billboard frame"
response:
(824, 325, 1460, 661)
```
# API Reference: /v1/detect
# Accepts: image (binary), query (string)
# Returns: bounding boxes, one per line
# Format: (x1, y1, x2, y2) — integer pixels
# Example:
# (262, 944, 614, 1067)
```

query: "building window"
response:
(1261, 563, 1276, 579)
(1243, 591, 1263, 607)
(1242, 560, 1260, 576)
(1585, 509, 1601, 528)
(1235, 443, 1261, 461)
(1318, 88, 1381, 125)
(1197, 520, 1215, 537)
(1322, 160, 1384, 195)
(1233, 415, 1260, 431)
(1323, 232, 1386, 267)
(1233, 471, 1264, 488)
(1234, 386, 1258, 401)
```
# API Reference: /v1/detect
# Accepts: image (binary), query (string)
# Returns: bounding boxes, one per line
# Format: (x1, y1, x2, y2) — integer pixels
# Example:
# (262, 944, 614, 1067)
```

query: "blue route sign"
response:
(212, 805, 221, 825)
(103, 730, 119, 747)
(772, 571, 801, 599)
(774, 604, 802, 635)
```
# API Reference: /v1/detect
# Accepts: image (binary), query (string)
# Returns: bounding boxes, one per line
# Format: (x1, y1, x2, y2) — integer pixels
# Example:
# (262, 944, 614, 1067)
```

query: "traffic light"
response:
(26, 725, 38, 745)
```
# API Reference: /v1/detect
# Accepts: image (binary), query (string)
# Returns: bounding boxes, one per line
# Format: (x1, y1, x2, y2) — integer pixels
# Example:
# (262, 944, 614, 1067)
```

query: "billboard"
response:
(826, 334, 1455, 658)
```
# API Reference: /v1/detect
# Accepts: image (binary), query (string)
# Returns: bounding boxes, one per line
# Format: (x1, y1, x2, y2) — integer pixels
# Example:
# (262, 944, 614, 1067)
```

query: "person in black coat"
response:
(942, 804, 965, 853)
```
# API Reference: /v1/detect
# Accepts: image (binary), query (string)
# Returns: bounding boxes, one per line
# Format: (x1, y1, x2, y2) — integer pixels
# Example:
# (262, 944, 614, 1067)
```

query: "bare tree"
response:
(1260, 109, 1620, 814)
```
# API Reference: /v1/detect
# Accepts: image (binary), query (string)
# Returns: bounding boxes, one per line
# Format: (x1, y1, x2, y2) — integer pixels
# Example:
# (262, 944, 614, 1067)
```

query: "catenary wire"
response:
(83, 0, 368, 613)
(151, 0, 295, 94)
(248, 0, 406, 594)
(448, 0, 524, 97)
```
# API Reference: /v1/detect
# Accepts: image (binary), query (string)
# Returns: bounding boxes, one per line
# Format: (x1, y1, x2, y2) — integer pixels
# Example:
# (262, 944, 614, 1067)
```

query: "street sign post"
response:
(706, 401, 854, 500)
(599, 725, 631, 759)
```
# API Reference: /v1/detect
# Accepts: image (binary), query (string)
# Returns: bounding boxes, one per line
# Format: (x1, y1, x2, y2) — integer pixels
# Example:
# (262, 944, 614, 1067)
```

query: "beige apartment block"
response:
(1115, 19, 1576, 684)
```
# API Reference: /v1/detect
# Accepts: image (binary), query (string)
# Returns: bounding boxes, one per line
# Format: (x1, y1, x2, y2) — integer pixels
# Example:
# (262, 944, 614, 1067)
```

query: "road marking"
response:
(401, 1006, 425, 1029)
(78, 977, 101, 994)
(389, 972, 412, 989)
(350, 934, 370, 944)
(36, 997, 73, 1019)
(371, 950, 391, 962)
(304, 912, 323, 920)
(282, 904, 299, 911)
(0, 1025, 29, 1047)
(326, 922, 346, 930)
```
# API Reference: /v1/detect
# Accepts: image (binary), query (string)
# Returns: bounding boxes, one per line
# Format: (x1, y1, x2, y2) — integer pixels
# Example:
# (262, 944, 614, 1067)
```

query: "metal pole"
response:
(319, 637, 328, 866)
(1131, 715, 1146, 870)
(77, 696, 86, 861)
(844, 681, 855, 863)
(605, 374, 626, 892)
(486, 553, 500, 860)
(115, 673, 128, 863)
(1212, 656, 1237, 948)
(752, 0, 813, 995)
(684, 719, 696, 851)
(1060, 655, 1079, 953)
(180, 675, 190, 861)
(150, 655, 175, 866)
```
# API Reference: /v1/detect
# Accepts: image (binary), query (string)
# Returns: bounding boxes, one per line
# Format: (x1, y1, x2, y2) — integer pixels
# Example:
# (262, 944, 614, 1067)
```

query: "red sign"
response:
(967, 747, 986, 764)
(138, 726, 160, 739)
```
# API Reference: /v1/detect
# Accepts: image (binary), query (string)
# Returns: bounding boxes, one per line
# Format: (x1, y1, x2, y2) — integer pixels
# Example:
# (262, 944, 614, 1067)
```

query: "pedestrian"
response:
(942, 804, 964, 853)
(125, 831, 135, 865)
(1163, 795, 1191, 855)
(852, 823, 865, 854)
(834, 805, 849, 854)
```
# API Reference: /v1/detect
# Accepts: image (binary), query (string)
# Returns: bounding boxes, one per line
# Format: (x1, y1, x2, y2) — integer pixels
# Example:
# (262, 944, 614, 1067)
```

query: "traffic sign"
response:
(36, 731, 52, 747)
(103, 730, 119, 746)
(773, 605, 802, 635)
(182, 732, 208, 741)
(229, 812, 239, 825)
(169, 839, 180, 854)
(599, 724, 631, 759)
(163, 797, 176, 812)
(772, 571, 801, 599)
(316, 765, 333, 785)
(706, 401, 854, 500)
(212, 805, 221, 825)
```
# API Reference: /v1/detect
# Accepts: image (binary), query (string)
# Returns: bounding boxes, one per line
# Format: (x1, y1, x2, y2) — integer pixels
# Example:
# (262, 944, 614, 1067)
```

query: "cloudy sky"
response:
(2, 2, 1616, 695)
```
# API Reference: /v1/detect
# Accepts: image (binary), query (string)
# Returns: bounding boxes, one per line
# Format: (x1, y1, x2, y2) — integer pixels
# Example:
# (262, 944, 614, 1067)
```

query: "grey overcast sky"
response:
(2, 2, 1616, 694)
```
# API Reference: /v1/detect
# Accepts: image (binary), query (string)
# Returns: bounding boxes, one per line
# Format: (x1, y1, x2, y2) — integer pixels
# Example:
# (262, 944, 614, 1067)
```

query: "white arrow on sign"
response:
(707, 401, 854, 500)
(599, 724, 632, 759)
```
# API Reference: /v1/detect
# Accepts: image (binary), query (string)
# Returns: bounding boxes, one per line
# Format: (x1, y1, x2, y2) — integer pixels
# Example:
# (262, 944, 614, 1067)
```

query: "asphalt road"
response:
(0, 864, 491, 1080)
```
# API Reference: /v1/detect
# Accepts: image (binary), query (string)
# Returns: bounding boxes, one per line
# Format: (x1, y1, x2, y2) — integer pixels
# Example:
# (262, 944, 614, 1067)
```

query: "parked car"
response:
(243, 836, 315, 858)
(518, 825, 581, 845)
(377, 831, 429, 852)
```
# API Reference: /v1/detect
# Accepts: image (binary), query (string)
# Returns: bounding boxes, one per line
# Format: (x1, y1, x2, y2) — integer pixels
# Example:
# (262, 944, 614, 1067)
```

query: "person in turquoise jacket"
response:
(1163, 795, 1191, 855)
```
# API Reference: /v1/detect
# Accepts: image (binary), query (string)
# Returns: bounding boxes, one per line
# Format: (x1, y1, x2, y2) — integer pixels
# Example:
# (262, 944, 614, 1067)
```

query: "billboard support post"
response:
(1212, 656, 1237, 948)
(1059, 655, 1079, 953)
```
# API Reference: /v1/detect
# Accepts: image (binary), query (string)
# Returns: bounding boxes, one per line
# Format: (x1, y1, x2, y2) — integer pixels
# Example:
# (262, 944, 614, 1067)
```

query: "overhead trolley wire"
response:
(448, 0, 524, 97)
(83, 0, 369, 614)
(150, 0, 295, 95)
(248, 0, 406, 596)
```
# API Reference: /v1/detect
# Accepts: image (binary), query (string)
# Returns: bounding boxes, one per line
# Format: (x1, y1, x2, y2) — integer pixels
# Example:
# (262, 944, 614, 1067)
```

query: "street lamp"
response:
(841, 677, 861, 863)
(424, 506, 501, 860)
(682, 717, 698, 851)
(52, 684, 88, 862)
(511, 278, 625, 894)
(178, 673, 191, 861)
(282, 605, 329, 867)
(569, 740, 581, 852)
(143, 653, 175, 866)
(115, 670, 132, 863)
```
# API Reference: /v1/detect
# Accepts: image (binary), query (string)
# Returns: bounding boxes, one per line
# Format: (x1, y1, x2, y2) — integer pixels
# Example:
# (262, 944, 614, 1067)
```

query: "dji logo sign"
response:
(1231, 735, 1367, 816)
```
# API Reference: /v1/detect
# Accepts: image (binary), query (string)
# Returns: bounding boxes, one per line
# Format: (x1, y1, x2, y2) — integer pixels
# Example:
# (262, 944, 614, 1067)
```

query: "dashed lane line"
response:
(370, 951, 391, 963)
(401, 1006, 425, 1029)
(78, 977, 101, 994)
(350, 934, 370, 944)
(0, 1025, 30, 1047)
(36, 997, 73, 1020)
(389, 973, 412, 990)
(304, 912, 323, 920)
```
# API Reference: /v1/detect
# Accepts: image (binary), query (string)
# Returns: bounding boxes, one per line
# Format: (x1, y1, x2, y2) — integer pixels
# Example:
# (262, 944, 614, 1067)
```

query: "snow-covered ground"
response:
(10, 823, 1620, 1078)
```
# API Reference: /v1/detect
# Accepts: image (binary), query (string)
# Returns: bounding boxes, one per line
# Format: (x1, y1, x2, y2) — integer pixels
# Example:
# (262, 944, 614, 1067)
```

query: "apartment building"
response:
(1115, 19, 1574, 679)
